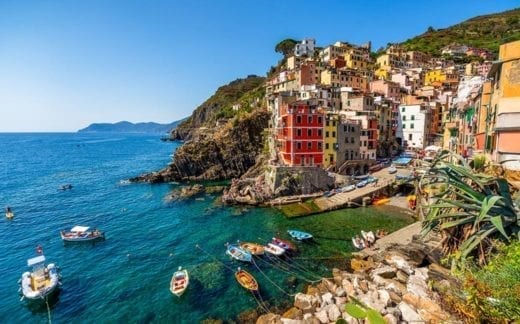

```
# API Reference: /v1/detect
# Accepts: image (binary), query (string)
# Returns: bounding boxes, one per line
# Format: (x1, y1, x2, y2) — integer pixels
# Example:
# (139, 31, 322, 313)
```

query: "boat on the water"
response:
(226, 244, 252, 262)
(60, 226, 105, 242)
(352, 237, 365, 250)
(5, 206, 14, 219)
(356, 180, 368, 188)
(170, 266, 189, 297)
(264, 243, 285, 256)
(361, 230, 376, 244)
(341, 185, 356, 192)
(271, 237, 297, 251)
(58, 184, 73, 191)
(19, 254, 60, 301)
(287, 230, 313, 241)
(235, 268, 258, 292)
(239, 242, 265, 256)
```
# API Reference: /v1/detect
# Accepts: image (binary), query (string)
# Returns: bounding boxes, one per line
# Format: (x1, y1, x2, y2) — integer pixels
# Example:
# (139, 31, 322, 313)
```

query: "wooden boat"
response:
(271, 237, 297, 251)
(352, 237, 365, 250)
(239, 242, 265, 256)
(60, 226, 105, 242)
(287, 230, 313, 241)
(170, 266, 189, 297)
(361, 230, 376, 244)
(235, 268, 258, 292)
(264, 243, 285, 256)
(373, 197, 390, 206)
(226, 244, 252, 263)
(19, 255, 60, 301)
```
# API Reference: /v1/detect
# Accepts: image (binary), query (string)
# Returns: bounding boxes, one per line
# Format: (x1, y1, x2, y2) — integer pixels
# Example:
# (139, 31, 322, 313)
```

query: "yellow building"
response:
(344, 47, 370, 69)
(323, 113, 338, 168)
(375, 68, 390, 80)
(424, 69, 445, 86)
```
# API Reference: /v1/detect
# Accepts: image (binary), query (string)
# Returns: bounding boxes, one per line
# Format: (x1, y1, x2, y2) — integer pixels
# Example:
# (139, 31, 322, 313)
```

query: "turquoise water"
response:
(0, 133, 413, 323)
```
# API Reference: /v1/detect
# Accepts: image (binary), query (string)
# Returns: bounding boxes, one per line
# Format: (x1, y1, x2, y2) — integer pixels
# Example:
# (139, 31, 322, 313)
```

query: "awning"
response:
(71, 225, 90, 232)
(27, 255, 46, 267)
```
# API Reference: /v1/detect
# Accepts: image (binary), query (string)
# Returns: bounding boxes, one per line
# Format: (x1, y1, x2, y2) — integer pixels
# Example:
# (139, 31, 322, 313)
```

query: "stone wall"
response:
(265, 166, 334, 196)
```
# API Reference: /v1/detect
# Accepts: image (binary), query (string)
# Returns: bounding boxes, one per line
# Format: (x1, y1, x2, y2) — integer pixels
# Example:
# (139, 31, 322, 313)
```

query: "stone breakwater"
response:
(256, 236, 458, 324)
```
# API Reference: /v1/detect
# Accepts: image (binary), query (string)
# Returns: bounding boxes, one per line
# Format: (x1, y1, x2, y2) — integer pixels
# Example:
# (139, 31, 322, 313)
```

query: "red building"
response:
(277, 100, 324, 167)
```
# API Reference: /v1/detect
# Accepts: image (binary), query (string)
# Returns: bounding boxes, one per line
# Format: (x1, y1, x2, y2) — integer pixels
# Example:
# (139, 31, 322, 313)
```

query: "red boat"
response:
(271, 237, 297, 252)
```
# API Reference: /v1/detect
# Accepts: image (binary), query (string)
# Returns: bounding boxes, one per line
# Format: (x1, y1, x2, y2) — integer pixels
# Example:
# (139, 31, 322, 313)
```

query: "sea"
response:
(0, 133, 413, 323)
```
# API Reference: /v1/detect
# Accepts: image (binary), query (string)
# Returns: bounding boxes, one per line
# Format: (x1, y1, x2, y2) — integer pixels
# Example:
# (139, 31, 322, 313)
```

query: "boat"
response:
(60, 226, 105, 242)
(373, 197, 390, 206)
(58, 184, 73, 191)
(361, 230, 376, 244)
(5, 206, 14, 219)
(169, 266, 189, 297)
(287, 230, 313, 241)
(387, 166, 397, 174)
(235, 268, 258, 292)
(271, 237, 297, 251)
(341, 185, 356, 192)
(354, 174, 369, 180)
(352, 237, 365, 250)
(356, 180, 368, 188)
(19, 254, 60, 301)
(239, 242, 265, 256)
(226, 244, 252, 263)
(264, 243, 285, 256)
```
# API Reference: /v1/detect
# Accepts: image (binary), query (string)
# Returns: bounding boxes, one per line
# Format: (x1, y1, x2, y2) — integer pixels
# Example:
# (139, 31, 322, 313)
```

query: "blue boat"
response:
(287, 230, 313, 241)
(226, 244, 252, 263)
(356, 180, 368, 188)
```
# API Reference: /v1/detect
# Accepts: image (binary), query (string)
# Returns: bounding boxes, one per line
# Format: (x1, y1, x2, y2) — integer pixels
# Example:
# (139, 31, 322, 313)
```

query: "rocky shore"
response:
(252, 227, 459, 324)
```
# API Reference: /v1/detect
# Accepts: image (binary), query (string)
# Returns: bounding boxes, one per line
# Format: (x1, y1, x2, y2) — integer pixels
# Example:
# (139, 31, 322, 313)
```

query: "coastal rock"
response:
(417, 297, 449, 322)
(294, 293, 319, 314)
(389, 290, 402, 304)
(371, 265, 396, 279)
(256, 313, 282, 324)
(383, 314, 398, 324)
(334, 296, 347, 306)
(398, 302, 423, 323)
(282, 307, 302, 320)
(402, 293, 420, 308)
(384, 253, 413, 274)
(359, 280, 369, 293)
(332, 268, 343, 286)
(313, 309, 328, 324)
(384, 279, 407, 295)
(350, 257, 375, 273)
(342, 279, 355, 296)
(335, 287, 346, 297)
(378, 289, 391, 306)
(280, 319, 303, 324)
(325, 304, 341, 322)
(321, 292, 334, 306)
(395, 270, 409, 283)
(237, 309, 259, 323)
(301, 316, 320, 324)
(306, 286, 320, 296)
(427, 263, 451, 282)
(407, 274, 429, 297)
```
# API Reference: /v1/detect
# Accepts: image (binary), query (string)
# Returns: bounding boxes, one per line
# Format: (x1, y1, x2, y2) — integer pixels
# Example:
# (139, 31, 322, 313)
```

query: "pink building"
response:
(370, 79, 401, 101)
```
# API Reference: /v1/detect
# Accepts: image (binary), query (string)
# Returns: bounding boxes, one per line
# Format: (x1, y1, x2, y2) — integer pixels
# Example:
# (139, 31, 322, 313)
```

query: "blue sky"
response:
(0, 0, 517, 131)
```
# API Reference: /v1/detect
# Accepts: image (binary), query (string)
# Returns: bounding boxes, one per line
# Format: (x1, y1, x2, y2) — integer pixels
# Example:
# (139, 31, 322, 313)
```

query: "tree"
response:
(427, 26, 436, 33)
(275, 39, 298, 57)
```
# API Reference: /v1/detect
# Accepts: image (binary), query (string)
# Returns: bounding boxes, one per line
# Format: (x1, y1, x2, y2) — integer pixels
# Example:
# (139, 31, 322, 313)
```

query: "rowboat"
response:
(361, 230, 376, 244)
(5, 207, 14, 219)
(340, 185, 356, 192)
(264, 243, 285, 256)
(19, 254, 60, 301)
(356, 180, 368, 188)
(235, 268, 258, 292)
(287, 230, 313, 241)
(373, 198, 390, 205)
(271, 237, 297, 251)
(226, 244, 252, 263)
(170, 266, 189, 297)
(352, 237, 365, 250)
(239, 242, 265, 256)
(60, 226, 105, 242)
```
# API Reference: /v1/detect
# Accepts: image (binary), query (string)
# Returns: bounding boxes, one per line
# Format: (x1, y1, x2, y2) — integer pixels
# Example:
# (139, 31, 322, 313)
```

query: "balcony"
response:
(445, 121, 459, 129)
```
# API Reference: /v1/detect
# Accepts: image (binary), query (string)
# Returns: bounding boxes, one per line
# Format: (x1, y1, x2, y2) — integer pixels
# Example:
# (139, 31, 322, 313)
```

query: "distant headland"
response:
(78, 119, 186, 134)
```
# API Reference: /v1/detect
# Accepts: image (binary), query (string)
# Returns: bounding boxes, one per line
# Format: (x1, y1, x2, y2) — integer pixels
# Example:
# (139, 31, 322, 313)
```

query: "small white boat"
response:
(61, 226, 105, 242)
(361, 230, 376, 244)
(20, 255, 60, 301)
(287, 230, 313, 241)
(6, 207, 14, 219)
(388, 166, 397, 174)
(264, 243, 285, 256)
(352, 237, 365, 250)
(341, 185, 356, 192)
(170, 266, 189, 297)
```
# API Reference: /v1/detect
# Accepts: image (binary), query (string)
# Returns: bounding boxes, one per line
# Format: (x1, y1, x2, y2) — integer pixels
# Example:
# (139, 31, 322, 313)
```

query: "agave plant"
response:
(420, 151, 519, 266)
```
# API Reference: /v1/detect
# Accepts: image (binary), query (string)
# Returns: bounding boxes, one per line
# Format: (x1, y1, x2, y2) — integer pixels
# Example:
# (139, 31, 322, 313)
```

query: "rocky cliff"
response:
(131, 110, 270, 183)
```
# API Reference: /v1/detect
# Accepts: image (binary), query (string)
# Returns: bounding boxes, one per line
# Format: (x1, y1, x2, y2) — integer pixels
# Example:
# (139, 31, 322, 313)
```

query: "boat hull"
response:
(226, 245, 252, 262)
(20, 264, 60, 301)
(287, 230, 313, 241)
(271, 237, 296, 251)
(235, 269, 258, 291)
(170, 269, 189, 297)
(61, 231, 105, 242)
(239, 242, 264, 256)
(265, 243, 285, 256)
(6, 212, 14, 219)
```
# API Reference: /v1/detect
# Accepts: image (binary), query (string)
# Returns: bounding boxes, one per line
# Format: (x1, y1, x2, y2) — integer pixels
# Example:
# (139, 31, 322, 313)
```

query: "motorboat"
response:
(239, 242, 265, 256)
(170, 266, 189, 297)
(356, 180, 368, 188)
(264, 243, 285, 256)
(5, 206, 14, 219)
(19, 255, 60, 301)
(226, 244, 252, 263)
(58, 184, 73, 191)
(271, 237, 297, 251)
(235, 268, 258, 292)
(387, 166, 397, 174)
(61, 226, 105, 242)
(341, 185, 356, 192)
(354, 174, 369, 180)
(287, 230, 313, 241)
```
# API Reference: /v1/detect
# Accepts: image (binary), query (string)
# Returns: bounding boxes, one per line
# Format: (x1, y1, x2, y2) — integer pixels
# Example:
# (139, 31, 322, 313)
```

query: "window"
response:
(402, 116, 406, 121)
(364, 141, 367, 146)
(402, 124, 406, 129)
(326, 121, 329, 127)
(325, 131, 329, 138)
(411, 115, 415, 120)
(401, 107, 405, 112)
(347, 100, 350, 106)
(318, 129, 322, 137)
(297, 142, 301, 149)
(297, 116, 301, 124)
(318, 142, 322, 150)
(325, 143, 329, 150)
(307, 129, 312, 136)
(408, 134, 413, 141)
(297, 129, 301, 136)
(411, 123, 414, 129)
(308, 116, 313, 124)
(332, 131, 336, 138)
(344, 125, 347, 132)
(307, 142, 312, 149)
(332, 121, 336, 127)
(351, 137, 355, 143)
(318, 117, 322, 124)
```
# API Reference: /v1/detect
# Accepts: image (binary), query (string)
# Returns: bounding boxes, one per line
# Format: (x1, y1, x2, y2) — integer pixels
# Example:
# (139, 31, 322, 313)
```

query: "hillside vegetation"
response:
(402, 8, 520, 55)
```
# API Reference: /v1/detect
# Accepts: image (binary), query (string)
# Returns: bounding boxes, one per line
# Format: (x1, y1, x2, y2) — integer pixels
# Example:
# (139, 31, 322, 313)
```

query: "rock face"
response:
(131, 110, 270, 183)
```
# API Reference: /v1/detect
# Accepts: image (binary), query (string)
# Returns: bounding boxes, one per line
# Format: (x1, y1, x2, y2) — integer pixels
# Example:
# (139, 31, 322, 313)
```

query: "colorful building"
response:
(323, 112, 339, 168)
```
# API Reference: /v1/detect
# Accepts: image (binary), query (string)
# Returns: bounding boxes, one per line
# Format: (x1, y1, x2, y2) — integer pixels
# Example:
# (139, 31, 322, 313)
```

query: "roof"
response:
(27, 255, 46, 267)
(71, 225, 90, 232)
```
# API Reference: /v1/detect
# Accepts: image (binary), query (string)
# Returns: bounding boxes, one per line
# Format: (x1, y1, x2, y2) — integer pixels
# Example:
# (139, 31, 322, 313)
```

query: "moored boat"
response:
(19, 254, 60, 301)
(226, 244, 252, 263)
(239, 242, 265, 256)
(170, 266, 189, 297)
(352, 237, 365, 250)
(361, 230, 376, 244)
(356, 180, 368, 188)
(271, 237, 297, 251)
(5, 206, 14, 219)
(387, 166, 397, 174)
(235, 268, 258, 292)
(58, 184, 73, 191)
(60, 226, 105, 242)
(373, 197, 390, 205)
(264, 243, 285, 256)
(287, 230, 313, 241)
(341, 185, 356, 192)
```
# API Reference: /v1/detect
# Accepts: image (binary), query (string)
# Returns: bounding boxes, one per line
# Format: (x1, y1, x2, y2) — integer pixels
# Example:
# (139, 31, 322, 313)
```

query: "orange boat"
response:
(239, 242, 265, 255)
(235, 269, 258, 292)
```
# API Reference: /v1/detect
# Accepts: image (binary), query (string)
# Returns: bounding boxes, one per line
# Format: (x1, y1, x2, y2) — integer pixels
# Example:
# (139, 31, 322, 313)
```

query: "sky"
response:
(0, 0, 518, 132)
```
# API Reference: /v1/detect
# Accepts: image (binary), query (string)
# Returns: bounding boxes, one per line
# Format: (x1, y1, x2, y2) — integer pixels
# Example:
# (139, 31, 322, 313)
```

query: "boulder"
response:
(378, 289, 391, 306)
(335, 287, 346, 297)
(384, 253, 413, 274)
(325, 304, 341, 322)
(322, 278, 337, 293)
(371, 265, 396, 279)
(280, 319, 303, 324)
(306, 286, 320, 296)
(417, 297, 449, 322)
(402, 293, 420, 309)
(313, 309, 328, 324)
(332, 268, 343, 286)
(428, 263, 451, 282)
(389, 291, 402, 304)
(342, 279, 355, 296)
(407, 274, 429, 297)
(294, 293, 319, 314)
(395, 270, 409, 283)
(335, 296, 347, 306)
(301, 316, 320, 324)
(256, 313, 282, 324)
(350, 257, 375, 273)
(414, 267, 429, 280)
(359, 280, 369, 293)
(282, 307, 302, 320)
(237, 309, 259, 323)
(383, 314, 398, 324)
(321, 292, 334, 306)
(398, 302, 422, 323)
(385, 279, 407, 295)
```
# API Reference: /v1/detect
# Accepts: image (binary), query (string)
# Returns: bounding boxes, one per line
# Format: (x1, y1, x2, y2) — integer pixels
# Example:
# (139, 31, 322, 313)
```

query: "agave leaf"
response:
(435, 212, 476, 219)
(366, 308, 386, 324)
(441, 216, 475, 229)
(461, 227, 496, 258)
(489, 216, 509, 240)
(344, 303, 366, 319)
(476, 196, 503, 226)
